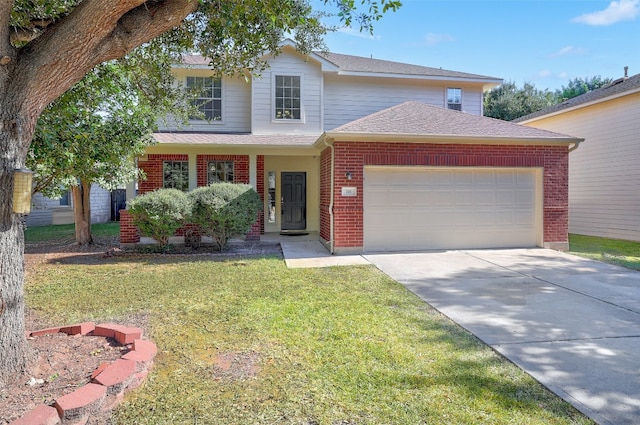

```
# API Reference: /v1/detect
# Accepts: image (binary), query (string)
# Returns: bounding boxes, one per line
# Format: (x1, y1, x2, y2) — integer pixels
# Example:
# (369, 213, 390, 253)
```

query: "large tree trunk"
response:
(0, 204, 28, 386)
(72, 180, 92, 245)
(0, 0, 195, 385)
(0, 116, 33, 386)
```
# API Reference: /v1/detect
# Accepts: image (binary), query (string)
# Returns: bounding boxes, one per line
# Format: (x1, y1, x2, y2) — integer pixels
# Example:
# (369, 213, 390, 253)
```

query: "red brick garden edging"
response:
(10, 322, 157, 425)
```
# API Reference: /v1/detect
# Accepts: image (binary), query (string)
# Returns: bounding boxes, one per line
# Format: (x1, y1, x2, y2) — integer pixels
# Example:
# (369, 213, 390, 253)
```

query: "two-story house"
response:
(120, 40, 582, 253)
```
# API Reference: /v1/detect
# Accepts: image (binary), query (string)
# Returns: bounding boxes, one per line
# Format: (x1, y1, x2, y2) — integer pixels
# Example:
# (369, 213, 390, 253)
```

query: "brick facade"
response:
(137, 154, 188, 194)
(321, 142, 569, 251)
(122, 154, 264, 245)
(196, 154, 250, 187)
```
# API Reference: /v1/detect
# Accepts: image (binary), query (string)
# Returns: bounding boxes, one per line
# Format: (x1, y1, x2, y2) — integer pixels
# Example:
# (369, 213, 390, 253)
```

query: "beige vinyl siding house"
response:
(516, 73, 640, 241)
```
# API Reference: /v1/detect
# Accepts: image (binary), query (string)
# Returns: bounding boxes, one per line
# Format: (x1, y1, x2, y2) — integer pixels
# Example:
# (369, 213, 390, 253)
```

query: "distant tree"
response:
(555, 76, 613, 100)
(484, 81, 556, 121)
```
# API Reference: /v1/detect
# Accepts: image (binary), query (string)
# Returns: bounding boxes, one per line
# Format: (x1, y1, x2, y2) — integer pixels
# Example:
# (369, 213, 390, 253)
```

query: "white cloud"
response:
(336, 27, 382, 40)
(421, 33, 456, 46)
(549, 46, 587, 58)
(572, 0, 639, 26)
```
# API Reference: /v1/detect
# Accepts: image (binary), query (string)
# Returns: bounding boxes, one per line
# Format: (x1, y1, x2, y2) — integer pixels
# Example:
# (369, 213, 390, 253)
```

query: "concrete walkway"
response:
(280, 240, 369, 268)
(365, 249, 640, 425)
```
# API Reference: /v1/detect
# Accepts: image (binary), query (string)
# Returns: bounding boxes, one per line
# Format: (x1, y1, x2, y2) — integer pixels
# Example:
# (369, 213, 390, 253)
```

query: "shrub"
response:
(189, 183, 262, 251)
(127, 188, 191, 249)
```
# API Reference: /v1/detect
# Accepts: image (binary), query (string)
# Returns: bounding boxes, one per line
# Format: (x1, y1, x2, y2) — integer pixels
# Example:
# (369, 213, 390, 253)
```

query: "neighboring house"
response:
(27, 184, 119, 227)
(121, 40, 582, 253)
(516, 72, 640, 242)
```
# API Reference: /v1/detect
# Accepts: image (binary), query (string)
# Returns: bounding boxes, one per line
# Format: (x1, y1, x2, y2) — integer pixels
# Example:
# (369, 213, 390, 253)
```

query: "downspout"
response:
(323, 138, 335, 254)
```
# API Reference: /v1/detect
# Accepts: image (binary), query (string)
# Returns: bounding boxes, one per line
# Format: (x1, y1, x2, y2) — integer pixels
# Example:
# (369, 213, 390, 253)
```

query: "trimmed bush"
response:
(127, 188, 191, 249)
(189, 183, 262, 251)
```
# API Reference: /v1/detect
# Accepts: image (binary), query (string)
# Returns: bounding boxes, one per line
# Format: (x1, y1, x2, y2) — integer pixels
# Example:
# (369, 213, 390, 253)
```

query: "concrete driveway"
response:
(365, 248, 640, 425)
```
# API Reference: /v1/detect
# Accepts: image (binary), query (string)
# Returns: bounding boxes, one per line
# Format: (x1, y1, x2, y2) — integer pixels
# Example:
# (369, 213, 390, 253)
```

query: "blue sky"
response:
(314, 0, 640, 91)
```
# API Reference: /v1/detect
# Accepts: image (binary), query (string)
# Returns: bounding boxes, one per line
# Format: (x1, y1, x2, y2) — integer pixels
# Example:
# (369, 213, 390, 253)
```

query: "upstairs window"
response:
(207, 161, 234, 184)
(187, 76, 222, 121)
(275, 75, 301, 120)
(163, 161, 189, 192)
(447, 88, 462, 111)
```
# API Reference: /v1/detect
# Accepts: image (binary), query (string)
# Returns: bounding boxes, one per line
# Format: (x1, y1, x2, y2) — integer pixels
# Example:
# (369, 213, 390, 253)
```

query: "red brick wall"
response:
(196, 155, 250, 186)
(325, 142, 568, 250)
(320, 147, 332, 242)
(138, 154, 188, 194)
(119, 210, 140, 244)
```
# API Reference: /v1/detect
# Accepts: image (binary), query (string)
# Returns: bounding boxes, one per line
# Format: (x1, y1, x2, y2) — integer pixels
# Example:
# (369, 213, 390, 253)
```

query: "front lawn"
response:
(569, 234, 640, 271)
(25, 255, 592, 424)
(25, 222, 120, 243)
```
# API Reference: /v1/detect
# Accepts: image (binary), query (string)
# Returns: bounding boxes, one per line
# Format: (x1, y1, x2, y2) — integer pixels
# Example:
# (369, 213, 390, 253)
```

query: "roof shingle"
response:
(328, 101, 580, 141)
(317, 51, 499, 81)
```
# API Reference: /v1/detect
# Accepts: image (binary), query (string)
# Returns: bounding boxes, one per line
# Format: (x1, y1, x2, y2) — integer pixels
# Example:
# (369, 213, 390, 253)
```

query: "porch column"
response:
(188, 154, 197, 190)
(249, 154, 257, 189)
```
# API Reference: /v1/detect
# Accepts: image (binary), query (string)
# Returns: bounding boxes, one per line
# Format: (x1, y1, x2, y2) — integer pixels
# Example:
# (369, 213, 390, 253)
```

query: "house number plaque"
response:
(341, 187, 357, 197)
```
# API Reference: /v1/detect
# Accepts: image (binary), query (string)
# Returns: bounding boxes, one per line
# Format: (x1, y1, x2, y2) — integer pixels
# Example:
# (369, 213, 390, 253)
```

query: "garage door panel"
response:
(364, 168, 539, 251)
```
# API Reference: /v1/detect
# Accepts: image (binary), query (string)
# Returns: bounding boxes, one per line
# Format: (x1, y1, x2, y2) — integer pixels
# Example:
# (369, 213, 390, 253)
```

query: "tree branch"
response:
(0, 0, 15, 61)
(16, 0, 196, 116)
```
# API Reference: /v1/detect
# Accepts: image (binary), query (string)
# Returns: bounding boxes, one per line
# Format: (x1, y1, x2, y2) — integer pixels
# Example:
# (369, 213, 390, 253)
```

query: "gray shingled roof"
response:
(317, 51, 499, 81)
(179, 52, 500, 82)
(154, 132, 318, 146)
(327, 101, 580, 141)
(515, 73, 640, 123)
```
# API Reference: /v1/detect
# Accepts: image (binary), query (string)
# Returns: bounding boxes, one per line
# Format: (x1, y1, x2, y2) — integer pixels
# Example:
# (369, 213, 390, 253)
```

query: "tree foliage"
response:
(484, 75, 616, 121)
(555, 76, 613, 101)
(484, 81, 557, 121)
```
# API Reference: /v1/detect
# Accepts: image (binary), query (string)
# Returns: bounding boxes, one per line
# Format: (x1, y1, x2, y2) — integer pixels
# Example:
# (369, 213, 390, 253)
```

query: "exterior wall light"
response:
(12, 168, 33, 215)
(345, 171, 352, 180)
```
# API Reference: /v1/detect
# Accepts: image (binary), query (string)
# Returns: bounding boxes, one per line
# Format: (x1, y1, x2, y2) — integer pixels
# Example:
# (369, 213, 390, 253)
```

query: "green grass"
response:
(570, 234, 640, 271)
(25, 222, 120, 243)
(26, 256, 593, 425)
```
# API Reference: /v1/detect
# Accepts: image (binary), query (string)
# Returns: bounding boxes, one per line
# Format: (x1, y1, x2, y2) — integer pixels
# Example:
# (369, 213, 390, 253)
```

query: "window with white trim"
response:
(186, 76, 222, 120)
(447, 88, 462, 111)
(207, 161, 234, 184)
(163, 161, 189, 191)
(274, 75, 301, 120)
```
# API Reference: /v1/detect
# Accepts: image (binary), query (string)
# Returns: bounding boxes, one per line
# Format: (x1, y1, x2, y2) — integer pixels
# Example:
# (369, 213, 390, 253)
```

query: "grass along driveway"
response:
(570, 233, 640, 271)
(25, 255, 592, 424)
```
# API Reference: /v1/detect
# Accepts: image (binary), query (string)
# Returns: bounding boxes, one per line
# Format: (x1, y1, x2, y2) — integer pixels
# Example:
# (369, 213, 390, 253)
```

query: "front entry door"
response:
(281, 172, 306, 230)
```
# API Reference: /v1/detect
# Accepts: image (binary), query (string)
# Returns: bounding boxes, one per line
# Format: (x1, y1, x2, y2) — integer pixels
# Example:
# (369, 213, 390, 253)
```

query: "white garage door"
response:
(364, 167, 541, 252)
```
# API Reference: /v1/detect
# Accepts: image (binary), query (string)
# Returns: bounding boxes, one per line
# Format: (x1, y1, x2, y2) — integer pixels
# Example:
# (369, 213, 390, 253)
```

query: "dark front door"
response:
(281, 172, 306, 230)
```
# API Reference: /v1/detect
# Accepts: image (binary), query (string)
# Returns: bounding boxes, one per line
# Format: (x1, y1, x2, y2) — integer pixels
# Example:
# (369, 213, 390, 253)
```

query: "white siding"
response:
(324, 75, 484, 130)
(524, 93, 640, 241)
(251, 51, 323, 135)
(158, 74, 251, 133)
(91, 185, 112, 224)
(26, 184, 113, 227)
